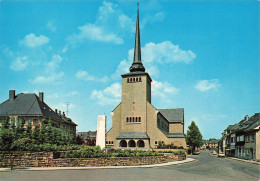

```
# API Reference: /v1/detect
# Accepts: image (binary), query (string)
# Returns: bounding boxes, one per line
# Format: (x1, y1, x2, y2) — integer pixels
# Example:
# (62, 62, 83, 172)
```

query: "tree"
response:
(25, 120, 32, 139)
(32, 121, 40, 144)
(186, 121, 203, 153)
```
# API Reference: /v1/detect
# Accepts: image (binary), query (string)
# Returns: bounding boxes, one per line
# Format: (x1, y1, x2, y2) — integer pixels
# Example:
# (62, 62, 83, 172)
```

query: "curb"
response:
(0, 158, 195, 172)
(227, 157, 260, 165)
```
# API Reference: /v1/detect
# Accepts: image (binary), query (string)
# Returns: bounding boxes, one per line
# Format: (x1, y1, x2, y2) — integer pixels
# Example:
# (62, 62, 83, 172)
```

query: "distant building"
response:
(202, 138, 219, 149)
(219, 113, 259, 161)
(77, 131, 97, 146)
(0, 90, 77, 136)
(106, 5, 186, 149)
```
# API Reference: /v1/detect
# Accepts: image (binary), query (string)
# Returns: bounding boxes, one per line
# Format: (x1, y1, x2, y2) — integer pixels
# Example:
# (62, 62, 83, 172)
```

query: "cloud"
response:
(91, 83, 121, 105)
(76, 70, 108, 82)
(139, 41, 196, 64)
(47, 54, 62, 72)
(113, 41, 196, 79)
(195, 79, 221, 91)
(68, 24, 123, 45)
(52, 102, 75, 113)
(62, 44, 68, 53)
(10, 56, 28, 71)
(20, 33, 49, 48)
(31, 72, 64, 84)
(152, 80, 179, 98)
(47, 20, 57, 32)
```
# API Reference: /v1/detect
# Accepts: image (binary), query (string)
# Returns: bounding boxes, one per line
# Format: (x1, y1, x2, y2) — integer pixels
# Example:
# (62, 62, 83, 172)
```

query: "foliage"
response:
(0, 117, 75, 151)
(186, 121, 203, 152)
(157, 141, 184, 149)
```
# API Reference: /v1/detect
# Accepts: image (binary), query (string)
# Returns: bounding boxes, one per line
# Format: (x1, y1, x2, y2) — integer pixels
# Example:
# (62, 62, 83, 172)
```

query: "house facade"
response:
(106, 5, 186, 149)
(0, 90, 77, 136)
(219, 113, 259, 161)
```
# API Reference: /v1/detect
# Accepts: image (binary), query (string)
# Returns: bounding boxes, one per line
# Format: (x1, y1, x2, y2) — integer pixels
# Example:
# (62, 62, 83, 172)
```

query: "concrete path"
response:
(0, 158, 195, 172)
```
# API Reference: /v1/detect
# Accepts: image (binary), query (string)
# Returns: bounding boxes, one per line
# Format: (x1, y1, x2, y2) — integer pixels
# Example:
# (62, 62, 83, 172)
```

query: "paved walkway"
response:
(226, 157, 260, 165)
(0, 158, 195, 172)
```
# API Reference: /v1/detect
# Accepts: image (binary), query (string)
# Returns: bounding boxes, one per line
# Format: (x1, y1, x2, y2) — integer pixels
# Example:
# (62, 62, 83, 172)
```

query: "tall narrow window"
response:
(127, 78, 129, 83)
(130, 117, 132, 122)
(126, 117, 129, 122)
(139, 117, 141, 122)
(133, 78, 135, 82)
(130, 78, 132, 82)
(139, 77, 141, 81)
(135, 117, 138, 122)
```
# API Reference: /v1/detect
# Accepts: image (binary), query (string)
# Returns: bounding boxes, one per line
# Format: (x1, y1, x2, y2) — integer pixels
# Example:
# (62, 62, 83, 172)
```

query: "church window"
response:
(132, 117, 135, 122)
(155, 141, 158, 144)
(106, 141, 108, 144)
(130, 78, 132, 82)
(112, 141, 114, 144)
(133, 78, 135, 82)
(135, 117, 138, 122)
(139, 117, 141, 122)
(127, 78, 129, 83)
(139, 77, 141, 81)
(126, 117, 129, 122)
(109, 141, 111, 144)
(130, 117, 132, 122)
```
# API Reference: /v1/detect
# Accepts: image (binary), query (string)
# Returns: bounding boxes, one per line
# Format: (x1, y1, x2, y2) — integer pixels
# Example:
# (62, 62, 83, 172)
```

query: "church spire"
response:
(129, 2, 145, 73)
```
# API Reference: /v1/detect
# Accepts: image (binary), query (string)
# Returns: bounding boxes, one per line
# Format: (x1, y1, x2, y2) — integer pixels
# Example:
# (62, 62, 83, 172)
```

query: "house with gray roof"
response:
(0, 90, 77, 136)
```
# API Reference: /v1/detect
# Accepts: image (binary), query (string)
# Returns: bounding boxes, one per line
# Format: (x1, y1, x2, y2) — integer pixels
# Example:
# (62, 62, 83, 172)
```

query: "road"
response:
(0, 151, 259, 181)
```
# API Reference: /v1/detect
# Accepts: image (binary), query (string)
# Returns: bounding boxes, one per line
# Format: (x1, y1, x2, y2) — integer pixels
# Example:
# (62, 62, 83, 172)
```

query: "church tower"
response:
(121, 3, 152, 134)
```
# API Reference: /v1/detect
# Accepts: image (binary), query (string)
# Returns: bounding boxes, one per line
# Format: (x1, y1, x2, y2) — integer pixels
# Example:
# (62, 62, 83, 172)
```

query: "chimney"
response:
(245, 115, 249, 121)
(55, 109, 58, 114)
(59, 110, 61, 116)
(39, 92, 44, 102)
(9, 90, 15, 100)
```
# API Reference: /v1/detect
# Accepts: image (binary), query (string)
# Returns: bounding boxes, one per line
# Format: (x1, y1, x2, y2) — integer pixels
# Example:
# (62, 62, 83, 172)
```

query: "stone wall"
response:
(0, 151, 170, 168)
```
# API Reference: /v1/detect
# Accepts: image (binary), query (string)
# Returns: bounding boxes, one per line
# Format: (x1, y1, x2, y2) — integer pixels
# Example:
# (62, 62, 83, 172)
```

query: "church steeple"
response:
(129, 2, 145, 73)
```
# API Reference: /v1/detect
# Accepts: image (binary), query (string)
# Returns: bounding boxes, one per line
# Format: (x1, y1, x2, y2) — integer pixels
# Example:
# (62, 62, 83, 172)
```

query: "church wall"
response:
(169, 123, 184, 133)
(146, 102, 187, 149)
(106, 103, 122, 148)
(121, 75, 148, 133)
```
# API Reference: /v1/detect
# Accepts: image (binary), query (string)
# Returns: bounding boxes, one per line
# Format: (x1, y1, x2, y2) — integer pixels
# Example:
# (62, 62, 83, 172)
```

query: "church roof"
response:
(158, 108, 184, 123)
(166, 133, 186, 138)
(116, 132, 149, 139)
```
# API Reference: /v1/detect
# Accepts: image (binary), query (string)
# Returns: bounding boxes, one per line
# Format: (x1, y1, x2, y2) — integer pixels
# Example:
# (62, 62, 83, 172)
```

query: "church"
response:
(106, 5, 187, 149)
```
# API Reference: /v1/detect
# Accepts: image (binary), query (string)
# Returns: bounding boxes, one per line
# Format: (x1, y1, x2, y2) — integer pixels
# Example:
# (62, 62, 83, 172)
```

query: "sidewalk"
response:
(227, 157, 260, 165)
(0, 158, 195, 172)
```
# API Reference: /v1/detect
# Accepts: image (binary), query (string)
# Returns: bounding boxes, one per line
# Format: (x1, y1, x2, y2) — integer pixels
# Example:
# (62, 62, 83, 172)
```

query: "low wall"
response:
(167, 154, 186, 161)
(0, 152, 169, 168)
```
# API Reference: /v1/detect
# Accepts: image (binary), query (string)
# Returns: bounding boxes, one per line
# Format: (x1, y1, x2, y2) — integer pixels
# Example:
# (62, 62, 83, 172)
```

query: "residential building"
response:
(106, 5, 186, 149)
(0, 90, 77, 136)
(77, 131, 97, 146)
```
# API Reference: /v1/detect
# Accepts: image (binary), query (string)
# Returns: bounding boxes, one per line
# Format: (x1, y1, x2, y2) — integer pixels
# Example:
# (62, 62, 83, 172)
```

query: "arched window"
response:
(112, 141, 114, 144)
(128, 140, 136, 147)
(120, 140, 127, 147)
(130, 117, 132, 122)
(135, 117, 138, 122)
(106, 141, 108, 144)
(133, 117, 135, 122)
(139, 77, 142, 81)
(133, 78, 135, 82)
(137, 140, 145, 147)
(127, 78, 129, 83)
(109, 141, 111, 144)
(130, 78, 132, 82)
(139, 117, 141, 122)
(126, 117, 129, 122)
(155, 141, 158, 144)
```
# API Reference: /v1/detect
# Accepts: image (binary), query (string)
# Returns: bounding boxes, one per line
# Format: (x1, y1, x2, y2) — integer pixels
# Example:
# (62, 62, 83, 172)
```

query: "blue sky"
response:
(0, 0, 259, 139)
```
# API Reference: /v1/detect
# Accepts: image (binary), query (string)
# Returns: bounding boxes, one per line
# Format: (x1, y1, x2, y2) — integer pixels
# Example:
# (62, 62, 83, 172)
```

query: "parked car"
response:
(193, 151, 200, 155)
(218, 153, 225, 158)
(212, 151, 217, 155)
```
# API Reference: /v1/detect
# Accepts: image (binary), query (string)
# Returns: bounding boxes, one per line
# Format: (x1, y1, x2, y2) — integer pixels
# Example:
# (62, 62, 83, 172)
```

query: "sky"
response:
(0, 0, 259, 140)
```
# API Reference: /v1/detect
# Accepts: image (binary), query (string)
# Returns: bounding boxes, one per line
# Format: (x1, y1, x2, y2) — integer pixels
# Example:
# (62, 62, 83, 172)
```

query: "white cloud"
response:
(31, 72, 64, 84)
(10, 56, 28, 71)
(141, 41, 196, 64)
(62, 44, 68, 53)
(195, 79, 221, 91)
(76, 70, 108, 82)
(47, 54, 62, 72)
(52, 102, 75, 113)
(20, 33, 49, 48)
(68, 24, 123, 45)
(47, 20, 57, 32)
(113, 41, 196, 79)
(91, 83, 121, 105)
(152, 80, 179, 98)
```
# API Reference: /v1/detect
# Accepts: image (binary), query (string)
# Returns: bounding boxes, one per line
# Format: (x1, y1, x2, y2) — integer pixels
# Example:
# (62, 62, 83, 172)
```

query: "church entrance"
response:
(137, 140, 145, 147)
(120, 140, 127, 147)
(128, 140, 136, 147)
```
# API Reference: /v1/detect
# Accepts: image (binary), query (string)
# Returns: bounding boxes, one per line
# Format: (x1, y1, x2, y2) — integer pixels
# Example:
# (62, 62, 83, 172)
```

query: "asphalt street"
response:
(0, 151, 259, 181)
